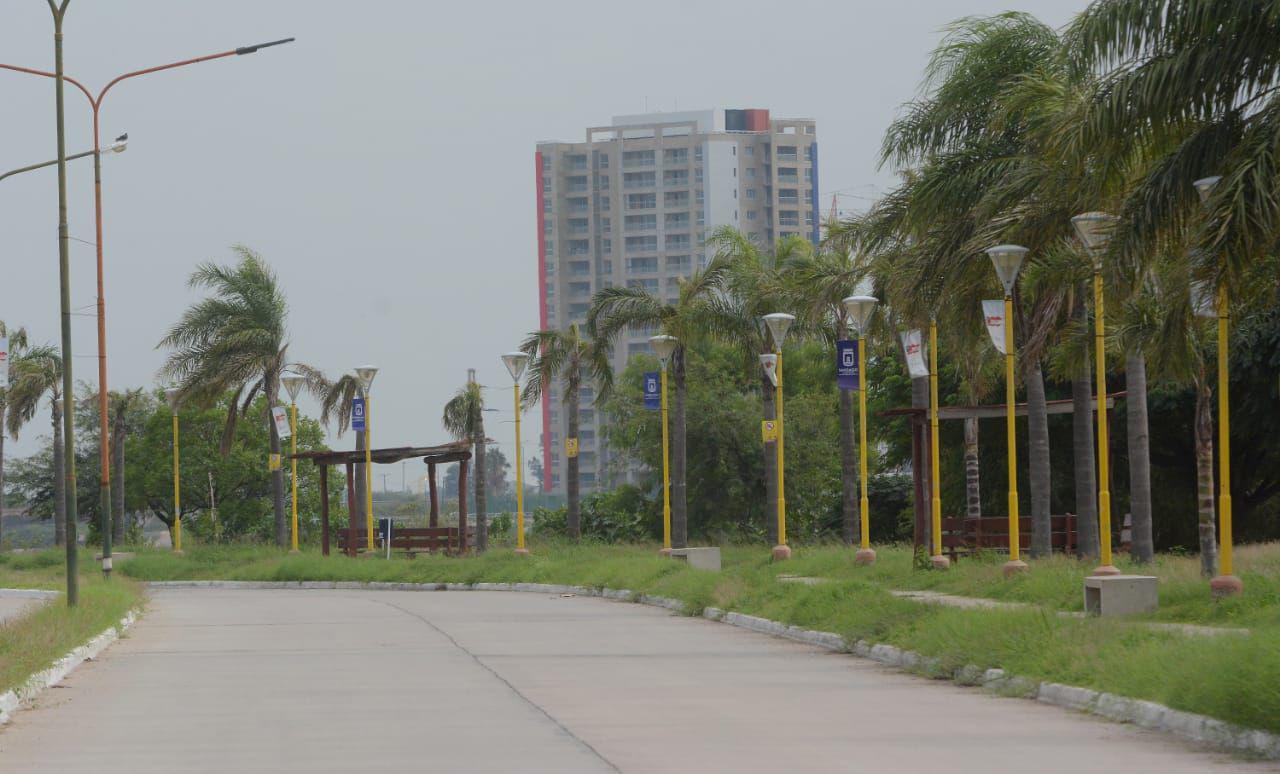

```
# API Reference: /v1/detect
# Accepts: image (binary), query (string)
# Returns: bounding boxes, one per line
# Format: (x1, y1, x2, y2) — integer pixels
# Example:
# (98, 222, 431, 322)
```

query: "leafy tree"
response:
(158, 247, 327, 548)
(443, 380, 489, 550)
(0, 321, 28, 546)
(6, 344, 67, 545)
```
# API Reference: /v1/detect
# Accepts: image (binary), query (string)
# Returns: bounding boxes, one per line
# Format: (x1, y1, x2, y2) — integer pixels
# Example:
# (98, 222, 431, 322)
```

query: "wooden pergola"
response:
(291, 441, 472, 556)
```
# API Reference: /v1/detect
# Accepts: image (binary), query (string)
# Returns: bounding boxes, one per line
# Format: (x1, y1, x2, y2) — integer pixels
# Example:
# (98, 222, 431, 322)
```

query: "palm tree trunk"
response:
(1125, 350, 1154, 563)
(269, 416, 286, 547)
(111, 413, 126, 543)
(1194, 378, 1217, 578)
(671, 346, 688, 549)
(839, 386, 856, 545)
(963, 417, 981, 521)
(761, 370, 778, 544)
(1026, 361, 1052, 558)
(566, 386, 580, 539)
(0, 430, 5, 547)
(355, 429, 367, 529)
(1071, 370, 1100, 559)
(52, 400, 67, 547)
(474, 416, 487, 552)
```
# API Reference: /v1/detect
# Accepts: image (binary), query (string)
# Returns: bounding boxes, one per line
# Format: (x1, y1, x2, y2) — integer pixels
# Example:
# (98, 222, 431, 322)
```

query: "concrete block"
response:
(1083, 574, 1158, 617)
(667, 546, 721, 571)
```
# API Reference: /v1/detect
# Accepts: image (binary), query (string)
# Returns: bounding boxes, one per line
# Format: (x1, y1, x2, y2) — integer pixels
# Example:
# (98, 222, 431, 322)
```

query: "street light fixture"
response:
(1072, 212, 1122, 576)
(281, 372, 305, 553)
(501, 352, 531, 555)
(986, 244, 1029, 577)
(1192, 175, 1242, 597)
(164, 387, 183, 554)
(842, 295, 879, 565)
(3, 35, 293, 594)
(762, 313, 795, 561)
(354, 365, 378, 551)
(648, 335, 678, 555)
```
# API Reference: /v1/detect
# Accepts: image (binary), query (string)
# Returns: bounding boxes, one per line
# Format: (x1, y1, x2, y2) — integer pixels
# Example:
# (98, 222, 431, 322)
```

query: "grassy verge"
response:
(0, 550, 143, 695)
(113, 540, 1280, 734)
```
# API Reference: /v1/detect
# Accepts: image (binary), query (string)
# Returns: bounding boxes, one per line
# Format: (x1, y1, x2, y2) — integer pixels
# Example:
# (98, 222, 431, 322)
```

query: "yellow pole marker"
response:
(1211, 285, 1242, 595)
(1093, 269, 1118, 574)
(172, 412, 182, 553)
(365, 394, 374, 551)
(660, 365, 672, 552)
(929, 320, 948, 569)
(776, 349, 787, 550)
(290, 402, 299, 553)
(855, 333, 875, 564)
(515, 382, 527, 554)
(1003, 295, 1025, 574)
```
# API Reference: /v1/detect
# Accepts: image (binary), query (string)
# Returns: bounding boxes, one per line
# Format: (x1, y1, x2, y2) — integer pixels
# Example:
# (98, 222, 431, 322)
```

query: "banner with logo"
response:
(759, 353, 778, 387)
(351, 396, 366, 432)
(836, 340, 860, 390)
(900, 329, 928, 378)
(643, 371, 661, 411)
(982, 300, 1007, 355)
(269, 453, 282, 472)
(565, 437, 579, 458)
(0, 336, 7, 390)
(760, 420, 778, 444)
(271, 405, 291, 439)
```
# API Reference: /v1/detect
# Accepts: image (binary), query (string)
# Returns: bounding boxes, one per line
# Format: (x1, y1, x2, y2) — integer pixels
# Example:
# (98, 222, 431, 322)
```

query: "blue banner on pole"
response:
(643, 371, 661, 411)
(836, 340, 860, 390)
(351, 396, 366, 431)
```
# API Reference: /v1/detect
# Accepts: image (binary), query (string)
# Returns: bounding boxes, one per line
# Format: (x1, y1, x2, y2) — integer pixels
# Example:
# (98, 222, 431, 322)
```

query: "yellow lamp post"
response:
(281, 373, 305, 553)
(1194, 175, 1243, 597)
(649, 335, 678, 555)
(928, 317, 950, 570)
(986, 244, 1029, 577)
(355, 365, 378, 551)
(842, 295, 879, 565)
(762, 313, 796, 561)
(502, 352, 531, 556)
(164, 388, 183, 554)
(1072, 212, 1121, 576)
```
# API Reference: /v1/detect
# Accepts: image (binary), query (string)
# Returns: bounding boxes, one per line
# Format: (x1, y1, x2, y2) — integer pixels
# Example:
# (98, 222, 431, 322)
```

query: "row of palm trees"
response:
(514, 2, 1279, 571)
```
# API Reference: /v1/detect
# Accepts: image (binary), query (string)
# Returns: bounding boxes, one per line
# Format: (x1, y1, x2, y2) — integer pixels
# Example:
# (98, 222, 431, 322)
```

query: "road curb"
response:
(0, 607, 140, 727)
(143, 580, 1280, 759)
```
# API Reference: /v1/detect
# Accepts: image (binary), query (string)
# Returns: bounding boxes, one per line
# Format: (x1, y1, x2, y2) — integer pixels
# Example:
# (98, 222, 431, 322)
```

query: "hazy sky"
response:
(1, 0, 1086, 488)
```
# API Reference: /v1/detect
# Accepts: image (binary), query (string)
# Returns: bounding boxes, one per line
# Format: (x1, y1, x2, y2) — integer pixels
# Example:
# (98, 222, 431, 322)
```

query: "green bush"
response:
(531, 485, 654, 542)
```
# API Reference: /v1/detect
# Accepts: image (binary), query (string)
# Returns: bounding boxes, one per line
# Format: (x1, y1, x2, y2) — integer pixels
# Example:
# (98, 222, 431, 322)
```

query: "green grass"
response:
(0, 549, 143, 695)
(97, 539, 1280, 734)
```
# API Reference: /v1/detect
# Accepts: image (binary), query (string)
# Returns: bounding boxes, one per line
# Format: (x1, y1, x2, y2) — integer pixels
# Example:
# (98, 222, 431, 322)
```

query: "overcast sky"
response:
(1, 0, 1086, 489)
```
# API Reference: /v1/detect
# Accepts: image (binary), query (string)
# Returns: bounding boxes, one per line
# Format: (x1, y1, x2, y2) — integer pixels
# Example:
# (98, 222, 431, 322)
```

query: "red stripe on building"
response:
(535, 151, 552, 492)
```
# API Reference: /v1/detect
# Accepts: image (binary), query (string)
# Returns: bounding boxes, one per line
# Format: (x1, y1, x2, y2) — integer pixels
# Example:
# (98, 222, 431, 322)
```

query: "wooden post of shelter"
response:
(428, 462, 439, 527)
(319, 464, 330, 556)
(345, 462, 357, 557)
(458, 458, 469, 554)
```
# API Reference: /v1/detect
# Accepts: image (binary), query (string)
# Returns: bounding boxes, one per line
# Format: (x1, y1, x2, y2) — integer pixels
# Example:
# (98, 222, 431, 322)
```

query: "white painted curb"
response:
(0, 607, 140, 726)
(145, 580, 1280, 759)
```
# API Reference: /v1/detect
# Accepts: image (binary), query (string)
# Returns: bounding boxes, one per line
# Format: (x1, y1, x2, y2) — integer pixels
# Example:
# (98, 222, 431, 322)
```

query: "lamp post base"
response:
(771, 544, 792, 561)
(172, 550, 184, 556)
(289, 549, 301, 554)
(1090, 564, 1121, 577)
(854, 547, 877, 566)
(1002, 559, 1029, 577)
(514, 548, 530, 557)
(1210, 575, 1243, 597)
(929, 554, 951, 571)
(659, 547, 672, 557)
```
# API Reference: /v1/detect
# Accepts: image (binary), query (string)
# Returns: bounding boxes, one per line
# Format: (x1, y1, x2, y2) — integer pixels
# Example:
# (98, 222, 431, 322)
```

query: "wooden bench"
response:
(941, 515, 1080, 561)
(335, 526, 476, 556)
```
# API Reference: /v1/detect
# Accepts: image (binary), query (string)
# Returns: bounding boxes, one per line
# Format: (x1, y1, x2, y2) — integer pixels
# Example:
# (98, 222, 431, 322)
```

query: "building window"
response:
(568, 197, 589, 212)
(777, 167, 799, 183)
(664, 190, 689, 208)
(541, 155, 551, 171)
(694, 145, 703, 161)
(804, 168, 813, 182)
(776, 145, 798, 161)
(778, 188, 799, 204)
(626, 256, 658, 272)
(623, 171, 656, 188)
(568, 260, 590, 276)
(545, 240, 555, 255)
(665, 233, 691, 249)
(569, 303, 589, 320)
(665, 254, 691, 270)
(622, 150, 655, 167)
(566, 175, 588, 193)
(624, 236, 658, 252)
(601, 217, 611, 233)
(694, 168, 703, 183)
(664, 212, 690, 229)
(779, 210, 799, 226)
(568, 281, 591, 297)
(663, 148, 688, 165)
(747, 168, 756, 180)
(543, 220, 553, 234)
(627, 278, 660, 292)
(598, 153, 610, 168)
(626, 192, 656, 209)
(746, 146, 755, 157)
(568, 217, 589, 234)
(747, 188, 757, 199)
(568, 239, 590, 255)
(663, 169, 689, 186)
(602, 238, 612, 253)
(595, 174, 610, 188)
(747, 210, 757, 221)
(543, 199, 551, 212)
(625, 214, 657, 231)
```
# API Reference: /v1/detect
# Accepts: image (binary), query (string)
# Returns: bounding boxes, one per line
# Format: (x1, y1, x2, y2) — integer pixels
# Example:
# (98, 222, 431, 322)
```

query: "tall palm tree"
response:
(0, 322, 27, 547)
(6, 344, 66, 545)
(319, 372, 367, 528)
(519, 324, 612, 539)
(159, 247, 325, 548)
(443, 379, 488, 551)
(588, 258, 730, 548)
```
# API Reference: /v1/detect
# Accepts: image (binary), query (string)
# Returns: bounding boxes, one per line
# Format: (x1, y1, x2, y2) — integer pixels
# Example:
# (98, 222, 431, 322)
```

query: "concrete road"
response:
(0, 589, 54, 625)
(0, 588, 1268, 773)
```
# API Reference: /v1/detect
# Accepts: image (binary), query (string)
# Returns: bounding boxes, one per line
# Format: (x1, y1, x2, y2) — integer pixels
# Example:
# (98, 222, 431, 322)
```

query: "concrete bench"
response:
(668, 547, 721, 571)
(1083, 574, 1158, 617)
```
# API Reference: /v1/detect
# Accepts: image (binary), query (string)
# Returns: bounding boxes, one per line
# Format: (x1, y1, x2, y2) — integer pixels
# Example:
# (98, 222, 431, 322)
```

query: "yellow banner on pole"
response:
(565, 438, 579, 458)
(761, 420, 778, 444)
(269, 453, 282, 471)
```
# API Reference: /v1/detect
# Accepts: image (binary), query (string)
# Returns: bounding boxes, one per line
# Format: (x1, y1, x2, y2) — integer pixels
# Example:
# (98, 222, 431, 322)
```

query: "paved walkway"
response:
(0, 589, 55, 625)
(0, 588, 1266, 773)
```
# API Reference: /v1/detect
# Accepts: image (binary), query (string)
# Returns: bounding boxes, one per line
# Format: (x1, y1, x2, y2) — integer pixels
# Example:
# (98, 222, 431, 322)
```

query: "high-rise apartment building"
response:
(535, 108, 819, 493)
